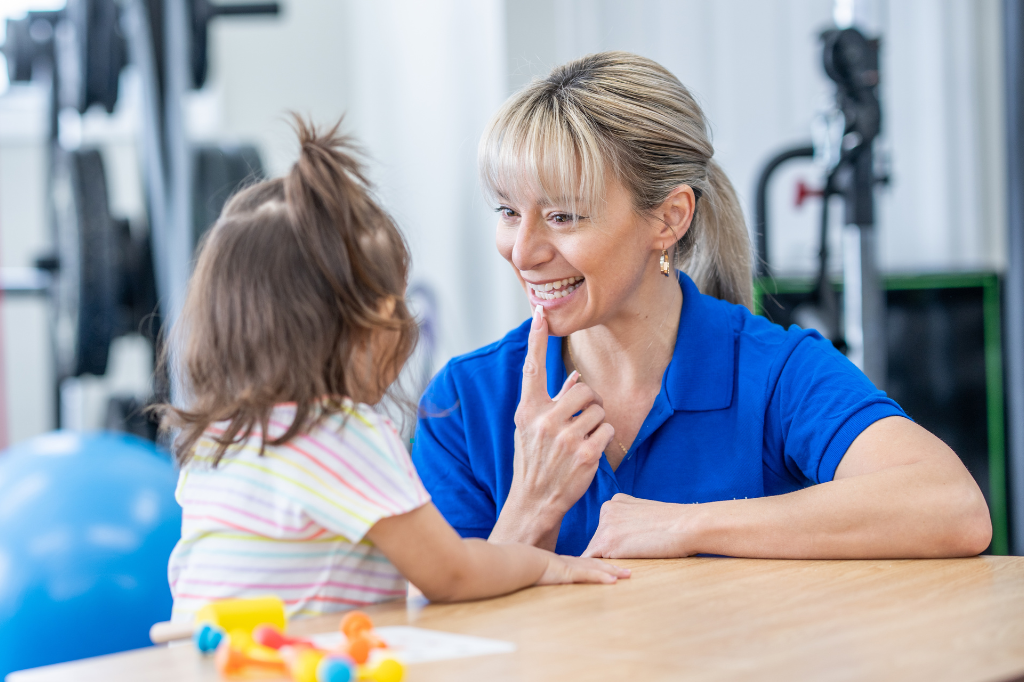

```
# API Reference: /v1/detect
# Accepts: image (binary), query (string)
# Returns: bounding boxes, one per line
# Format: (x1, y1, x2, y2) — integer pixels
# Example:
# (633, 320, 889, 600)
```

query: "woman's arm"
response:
(583, 416, 992, 559)
(367, 502, 629, 602)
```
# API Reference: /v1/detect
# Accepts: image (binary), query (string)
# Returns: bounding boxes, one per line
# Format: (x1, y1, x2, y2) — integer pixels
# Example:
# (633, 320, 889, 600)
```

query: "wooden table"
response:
(11, 556, 1024, 682)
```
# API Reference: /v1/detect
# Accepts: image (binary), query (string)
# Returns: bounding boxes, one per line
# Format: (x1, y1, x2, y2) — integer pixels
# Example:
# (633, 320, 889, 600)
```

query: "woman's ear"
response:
(654, 184, 697, 250)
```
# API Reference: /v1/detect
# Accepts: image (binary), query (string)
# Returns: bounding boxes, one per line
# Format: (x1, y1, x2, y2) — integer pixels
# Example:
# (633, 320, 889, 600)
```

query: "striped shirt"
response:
(168, 401, 430, 621)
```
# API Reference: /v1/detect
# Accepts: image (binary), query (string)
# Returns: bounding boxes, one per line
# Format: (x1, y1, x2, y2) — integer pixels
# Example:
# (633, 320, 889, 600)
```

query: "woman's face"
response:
(495, 177, 670, 337)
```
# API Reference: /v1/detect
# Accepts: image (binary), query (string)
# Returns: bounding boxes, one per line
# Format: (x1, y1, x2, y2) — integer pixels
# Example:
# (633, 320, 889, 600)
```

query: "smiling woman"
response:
(410, 51, 991, 560)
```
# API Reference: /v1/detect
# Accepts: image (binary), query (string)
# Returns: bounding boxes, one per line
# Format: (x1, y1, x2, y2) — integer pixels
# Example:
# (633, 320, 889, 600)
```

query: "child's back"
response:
(160, 118, 627, 622)
(169, 402, 426, 621)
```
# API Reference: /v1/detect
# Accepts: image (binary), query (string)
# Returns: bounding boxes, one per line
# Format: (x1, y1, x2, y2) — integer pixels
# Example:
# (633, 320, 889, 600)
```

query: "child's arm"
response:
(366, 502, 630, 602)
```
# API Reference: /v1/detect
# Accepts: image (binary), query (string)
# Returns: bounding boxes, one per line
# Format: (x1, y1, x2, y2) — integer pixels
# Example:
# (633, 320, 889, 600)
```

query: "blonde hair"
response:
(479, 51, 753, 309)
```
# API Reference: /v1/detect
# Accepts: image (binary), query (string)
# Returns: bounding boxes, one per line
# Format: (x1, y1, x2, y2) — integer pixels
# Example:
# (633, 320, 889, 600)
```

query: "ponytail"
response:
(676, 160, 753, 309)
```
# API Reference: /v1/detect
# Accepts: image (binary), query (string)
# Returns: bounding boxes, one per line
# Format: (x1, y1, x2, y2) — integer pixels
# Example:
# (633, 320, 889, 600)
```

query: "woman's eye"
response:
(550, 213, 574, 224)
(495, 206, 518, 219)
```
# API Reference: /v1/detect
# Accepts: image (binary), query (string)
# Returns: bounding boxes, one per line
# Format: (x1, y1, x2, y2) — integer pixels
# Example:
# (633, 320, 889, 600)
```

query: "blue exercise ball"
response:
(0, 431, 181, 677)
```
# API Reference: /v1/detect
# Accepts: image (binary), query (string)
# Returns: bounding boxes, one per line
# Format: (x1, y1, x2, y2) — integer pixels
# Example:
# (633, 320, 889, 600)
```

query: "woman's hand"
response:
(536, 552, 632, 585)
(489, 305, 616, 550)
(583, 494, 698, 559)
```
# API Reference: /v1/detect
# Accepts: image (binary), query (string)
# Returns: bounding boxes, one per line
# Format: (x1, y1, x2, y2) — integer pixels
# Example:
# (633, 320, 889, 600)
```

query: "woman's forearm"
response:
(586, 416, 991, 560)
(489, 491, 565, 551)
(689, 458, 991, 558)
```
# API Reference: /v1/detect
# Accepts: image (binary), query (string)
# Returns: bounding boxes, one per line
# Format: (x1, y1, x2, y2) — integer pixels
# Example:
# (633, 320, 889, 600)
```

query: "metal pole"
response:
(1003, 0, 1024, 555)
(840, 145, 886, 389)
(163, 0, 195, 330)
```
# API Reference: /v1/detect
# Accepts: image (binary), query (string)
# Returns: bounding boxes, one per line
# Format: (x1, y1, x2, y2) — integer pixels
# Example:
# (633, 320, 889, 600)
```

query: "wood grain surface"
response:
(10, 556, 1024, 682)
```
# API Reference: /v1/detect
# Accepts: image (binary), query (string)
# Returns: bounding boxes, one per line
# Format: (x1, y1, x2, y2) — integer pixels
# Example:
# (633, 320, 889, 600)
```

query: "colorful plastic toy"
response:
(189, 604, 401, 682)
(150, 595, 288, 647)
(196, 596, 287, 635)
(252, 624, 314, 650)
(214, 629, 288, 678)
(317, 655, 357, 682)
(194, 623, 225, 653)
(358, 658, 404, 682)
(338, 611, 388, 664)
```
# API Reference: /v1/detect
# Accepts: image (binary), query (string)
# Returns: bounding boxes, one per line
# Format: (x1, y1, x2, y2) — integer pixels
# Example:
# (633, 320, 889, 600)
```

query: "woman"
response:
(411, 51, 991, 559)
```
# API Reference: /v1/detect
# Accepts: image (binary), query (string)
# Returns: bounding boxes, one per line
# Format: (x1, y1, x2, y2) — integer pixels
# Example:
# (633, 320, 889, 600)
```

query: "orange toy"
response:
(214, 629, 288, 679)
(337, 612, 387, 664)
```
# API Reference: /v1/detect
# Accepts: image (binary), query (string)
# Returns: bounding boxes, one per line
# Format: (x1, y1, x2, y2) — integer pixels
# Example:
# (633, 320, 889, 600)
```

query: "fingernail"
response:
(569, 370, 579, 381)
(532, 304, 544, 329)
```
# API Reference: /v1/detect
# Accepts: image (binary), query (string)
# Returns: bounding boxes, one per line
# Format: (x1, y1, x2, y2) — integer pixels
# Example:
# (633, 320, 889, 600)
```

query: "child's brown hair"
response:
(159, 117, 417, 466)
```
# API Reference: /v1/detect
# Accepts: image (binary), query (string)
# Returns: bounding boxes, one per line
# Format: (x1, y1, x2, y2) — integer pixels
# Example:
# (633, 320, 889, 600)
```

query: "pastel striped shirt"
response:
(168, 401, 430, 621)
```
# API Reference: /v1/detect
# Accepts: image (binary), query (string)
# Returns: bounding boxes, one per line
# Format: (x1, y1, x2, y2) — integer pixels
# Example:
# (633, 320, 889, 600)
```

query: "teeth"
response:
(529, 276, 584, 300)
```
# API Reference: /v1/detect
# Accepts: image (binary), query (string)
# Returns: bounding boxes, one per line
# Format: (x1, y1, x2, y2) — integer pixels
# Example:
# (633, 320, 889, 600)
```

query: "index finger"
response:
(521, 304, 550, 403)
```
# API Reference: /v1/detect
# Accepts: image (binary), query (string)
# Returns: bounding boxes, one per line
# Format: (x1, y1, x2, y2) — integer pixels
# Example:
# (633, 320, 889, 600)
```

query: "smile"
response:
(527, 276, 584, 300)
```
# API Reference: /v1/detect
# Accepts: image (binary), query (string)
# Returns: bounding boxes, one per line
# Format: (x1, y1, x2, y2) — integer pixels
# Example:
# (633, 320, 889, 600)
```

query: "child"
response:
(161, 118, 628, 622)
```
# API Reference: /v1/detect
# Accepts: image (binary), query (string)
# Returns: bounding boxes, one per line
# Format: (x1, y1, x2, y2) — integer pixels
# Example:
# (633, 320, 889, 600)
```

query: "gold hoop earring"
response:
(660, 249, 671, 276)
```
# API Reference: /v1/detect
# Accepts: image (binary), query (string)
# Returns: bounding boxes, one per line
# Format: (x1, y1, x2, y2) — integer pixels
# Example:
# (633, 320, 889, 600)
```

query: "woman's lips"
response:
(526, 276, 585, 307)
(526, 276, 584, 300)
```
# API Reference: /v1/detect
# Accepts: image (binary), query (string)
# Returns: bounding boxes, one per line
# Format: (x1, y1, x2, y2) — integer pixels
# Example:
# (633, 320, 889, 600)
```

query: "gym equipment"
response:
(0, 431, 181, 677)
(1002, 0, 1024, 556)
(756, 272, 1008, 555)
(192, 143, 264, 245)
(754, 26, 887, 386)
(0, 0, 277, 428)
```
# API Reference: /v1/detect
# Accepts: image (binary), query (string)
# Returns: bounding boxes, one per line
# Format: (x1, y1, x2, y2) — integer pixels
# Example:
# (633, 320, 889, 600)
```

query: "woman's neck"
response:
(567, 270, 683, 392)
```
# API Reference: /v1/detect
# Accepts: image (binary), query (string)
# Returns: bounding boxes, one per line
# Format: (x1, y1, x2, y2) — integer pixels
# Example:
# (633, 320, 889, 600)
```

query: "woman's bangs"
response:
(479, 95, 606, 219)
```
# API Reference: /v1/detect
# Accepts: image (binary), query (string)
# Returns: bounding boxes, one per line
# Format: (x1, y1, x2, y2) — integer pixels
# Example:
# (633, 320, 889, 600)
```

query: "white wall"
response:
(504, 0, 1006, 277)
(208, 0, 526, 368)
(0, 0, 1010, 444)
(0, 87, 53, 447)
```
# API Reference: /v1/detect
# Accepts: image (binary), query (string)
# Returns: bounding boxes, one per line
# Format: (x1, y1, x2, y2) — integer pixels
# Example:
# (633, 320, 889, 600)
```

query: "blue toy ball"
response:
(0, 431, 181, 677)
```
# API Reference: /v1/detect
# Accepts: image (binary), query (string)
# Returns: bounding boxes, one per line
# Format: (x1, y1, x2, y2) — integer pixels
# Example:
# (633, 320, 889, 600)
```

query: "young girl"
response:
(161, 119, 628, 622)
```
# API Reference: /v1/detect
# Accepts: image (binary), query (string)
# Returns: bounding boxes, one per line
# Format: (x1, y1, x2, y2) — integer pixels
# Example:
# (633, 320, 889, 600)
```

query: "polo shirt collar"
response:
(545, 271, 736, 413)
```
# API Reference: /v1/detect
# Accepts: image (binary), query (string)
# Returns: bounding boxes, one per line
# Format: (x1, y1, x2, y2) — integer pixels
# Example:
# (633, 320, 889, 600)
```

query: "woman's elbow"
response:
(943, 479, 992, 557)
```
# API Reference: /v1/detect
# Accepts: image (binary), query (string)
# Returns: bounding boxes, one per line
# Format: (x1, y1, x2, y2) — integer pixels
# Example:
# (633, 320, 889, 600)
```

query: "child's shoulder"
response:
(309, 400, 405, 456)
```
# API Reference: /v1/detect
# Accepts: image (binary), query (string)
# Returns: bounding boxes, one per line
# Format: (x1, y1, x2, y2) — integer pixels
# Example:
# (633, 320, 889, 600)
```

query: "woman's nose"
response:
(511, 213, 551, 272)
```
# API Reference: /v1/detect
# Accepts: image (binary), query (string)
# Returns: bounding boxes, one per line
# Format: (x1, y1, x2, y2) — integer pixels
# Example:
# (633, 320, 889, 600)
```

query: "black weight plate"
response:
(62, 0, 126, 113)
(83, 0, 126, 113)
(50, 148, 118, 377)
(112, 217, 159, 340)
(2, 17, 34, 83)
(192, 144, 264, 246)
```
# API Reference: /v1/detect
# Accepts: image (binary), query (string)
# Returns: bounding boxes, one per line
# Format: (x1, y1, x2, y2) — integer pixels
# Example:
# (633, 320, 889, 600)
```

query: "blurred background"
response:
(1, 0, 1024, 671)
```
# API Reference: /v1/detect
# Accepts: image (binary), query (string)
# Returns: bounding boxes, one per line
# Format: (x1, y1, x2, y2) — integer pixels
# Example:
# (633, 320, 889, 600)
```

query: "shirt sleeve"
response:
(765, 331, 908, 486)
(411, 362, 498, 539)
(273, 405, 431, 543)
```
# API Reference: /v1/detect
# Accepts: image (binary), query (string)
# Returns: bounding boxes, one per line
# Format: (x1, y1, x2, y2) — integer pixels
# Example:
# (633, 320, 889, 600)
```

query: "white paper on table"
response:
(310, 626, 516, 664)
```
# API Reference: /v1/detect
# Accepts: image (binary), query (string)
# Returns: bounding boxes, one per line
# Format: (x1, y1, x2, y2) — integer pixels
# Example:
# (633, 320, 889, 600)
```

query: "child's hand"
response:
(536, 553, 632, 585)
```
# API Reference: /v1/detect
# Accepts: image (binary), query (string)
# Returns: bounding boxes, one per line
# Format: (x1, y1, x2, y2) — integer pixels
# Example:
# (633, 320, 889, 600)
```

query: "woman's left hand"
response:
(582, 493, 699, 558)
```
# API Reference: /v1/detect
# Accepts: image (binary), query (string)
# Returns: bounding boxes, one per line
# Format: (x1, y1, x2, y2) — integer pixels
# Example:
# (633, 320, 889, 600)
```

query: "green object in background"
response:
(754, 272, 1008, 555)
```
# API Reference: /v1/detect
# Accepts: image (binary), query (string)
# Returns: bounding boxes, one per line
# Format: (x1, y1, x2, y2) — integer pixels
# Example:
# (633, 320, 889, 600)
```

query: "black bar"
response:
(753, 144, 814, 279)
(208, 3, 280, 17)
(1004, 0, 1024, 555)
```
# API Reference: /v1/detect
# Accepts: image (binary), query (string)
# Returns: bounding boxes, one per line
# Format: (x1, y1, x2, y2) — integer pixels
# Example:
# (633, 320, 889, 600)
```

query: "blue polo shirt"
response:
(411, 273, 906, 556)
